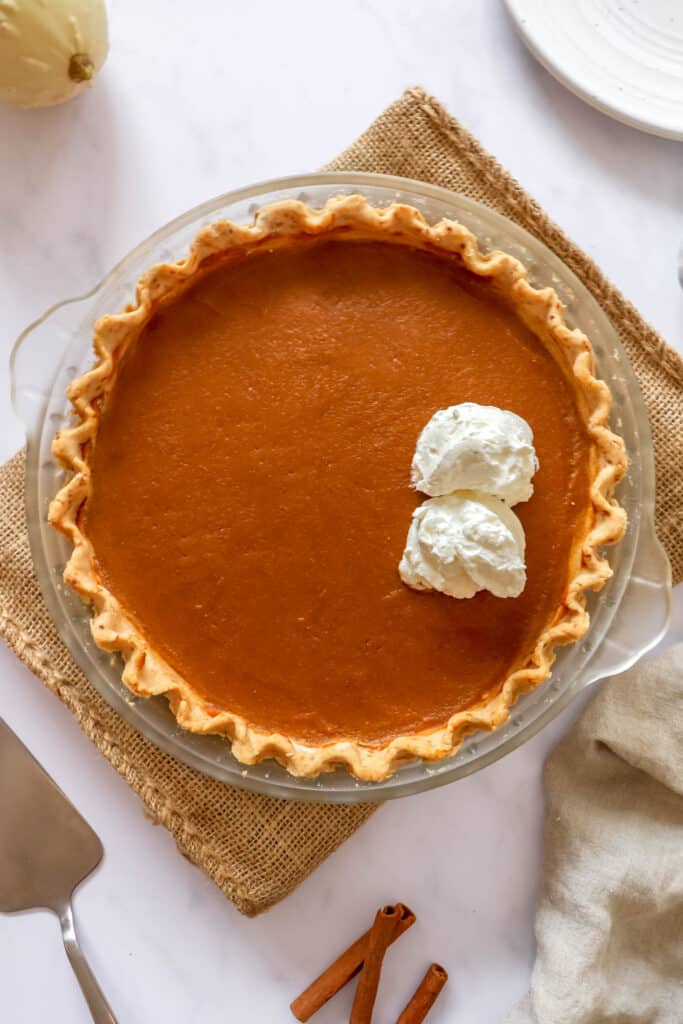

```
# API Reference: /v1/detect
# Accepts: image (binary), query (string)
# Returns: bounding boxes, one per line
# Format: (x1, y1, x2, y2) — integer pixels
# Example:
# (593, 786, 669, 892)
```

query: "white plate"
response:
(504, 0, 683, 140)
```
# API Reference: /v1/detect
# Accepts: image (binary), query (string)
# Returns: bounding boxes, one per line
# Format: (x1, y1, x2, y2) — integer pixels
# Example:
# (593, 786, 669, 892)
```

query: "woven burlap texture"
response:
(1, 87, 681, 917)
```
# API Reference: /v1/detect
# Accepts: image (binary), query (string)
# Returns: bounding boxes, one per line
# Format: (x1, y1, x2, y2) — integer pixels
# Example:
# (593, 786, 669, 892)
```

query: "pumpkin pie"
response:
(49, 196, 627, 781)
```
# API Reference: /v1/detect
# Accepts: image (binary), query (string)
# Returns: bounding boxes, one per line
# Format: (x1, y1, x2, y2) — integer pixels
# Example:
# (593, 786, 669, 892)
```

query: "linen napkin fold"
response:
(507, 645, 683, 1024)
(1, 87, 682, 916)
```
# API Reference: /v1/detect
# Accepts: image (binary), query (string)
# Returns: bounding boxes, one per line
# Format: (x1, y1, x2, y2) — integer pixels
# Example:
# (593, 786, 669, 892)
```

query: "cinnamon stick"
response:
(290, 903, 415, 1022)
(349, 904, 398, 1023)
(396, 963, 448, 1024)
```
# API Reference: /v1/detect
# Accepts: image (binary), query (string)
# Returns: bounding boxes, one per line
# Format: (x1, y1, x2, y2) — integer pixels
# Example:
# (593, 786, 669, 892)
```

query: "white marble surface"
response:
(0, 2, 681, 1022)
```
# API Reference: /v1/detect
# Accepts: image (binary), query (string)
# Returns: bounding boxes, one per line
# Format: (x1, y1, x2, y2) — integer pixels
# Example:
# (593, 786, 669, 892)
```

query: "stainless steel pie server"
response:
(0, 717, 118, 1023)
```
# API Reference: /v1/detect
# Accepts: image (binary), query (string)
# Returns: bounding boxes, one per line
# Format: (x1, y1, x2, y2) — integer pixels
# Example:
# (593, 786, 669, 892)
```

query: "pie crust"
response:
(49, 196, 627, 781)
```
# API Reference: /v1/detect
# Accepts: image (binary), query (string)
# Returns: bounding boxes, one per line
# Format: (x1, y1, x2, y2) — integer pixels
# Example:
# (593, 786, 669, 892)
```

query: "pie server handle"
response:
(58, 900, 119, 1024)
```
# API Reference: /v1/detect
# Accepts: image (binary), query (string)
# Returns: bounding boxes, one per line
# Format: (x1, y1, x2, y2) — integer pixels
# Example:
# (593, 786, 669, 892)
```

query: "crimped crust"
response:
(49, 196, 627, 781)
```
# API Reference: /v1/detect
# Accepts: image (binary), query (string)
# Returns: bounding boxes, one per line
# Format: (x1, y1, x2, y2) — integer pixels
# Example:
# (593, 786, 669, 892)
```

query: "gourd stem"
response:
(69, 53, 94, 82)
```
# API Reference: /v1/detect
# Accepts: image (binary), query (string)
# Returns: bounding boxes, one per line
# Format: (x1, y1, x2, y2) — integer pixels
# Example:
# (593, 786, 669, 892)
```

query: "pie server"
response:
(0, 717, 118, 1023)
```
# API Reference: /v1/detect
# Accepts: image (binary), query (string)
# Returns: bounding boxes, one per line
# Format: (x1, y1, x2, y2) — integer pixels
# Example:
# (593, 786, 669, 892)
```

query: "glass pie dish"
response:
(10, 172, 672, 803)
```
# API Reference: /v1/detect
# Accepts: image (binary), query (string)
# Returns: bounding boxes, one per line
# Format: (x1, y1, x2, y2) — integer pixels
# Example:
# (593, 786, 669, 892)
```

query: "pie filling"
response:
(84, 238, 591, 746)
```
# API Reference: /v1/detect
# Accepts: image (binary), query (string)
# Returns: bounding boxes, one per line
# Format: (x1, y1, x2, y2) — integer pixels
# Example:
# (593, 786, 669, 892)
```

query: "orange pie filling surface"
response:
(82, 238, 593, 748)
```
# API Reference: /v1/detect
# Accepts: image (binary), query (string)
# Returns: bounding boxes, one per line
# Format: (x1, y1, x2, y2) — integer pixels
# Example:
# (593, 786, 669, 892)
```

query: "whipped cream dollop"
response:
(411, 402, 539, 506)
(399, 492, 527, 599)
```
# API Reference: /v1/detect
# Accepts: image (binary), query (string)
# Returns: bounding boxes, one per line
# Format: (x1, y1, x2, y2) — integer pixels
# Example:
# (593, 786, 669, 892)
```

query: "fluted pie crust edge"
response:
(49, 196, 628, 781)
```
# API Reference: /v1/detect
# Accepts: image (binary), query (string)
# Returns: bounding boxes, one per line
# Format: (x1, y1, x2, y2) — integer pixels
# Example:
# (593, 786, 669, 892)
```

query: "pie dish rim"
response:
(48, 194, 628, 781)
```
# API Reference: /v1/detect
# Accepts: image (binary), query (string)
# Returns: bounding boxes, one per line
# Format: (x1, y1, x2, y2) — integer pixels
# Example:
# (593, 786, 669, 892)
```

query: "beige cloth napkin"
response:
(1, 87, 682, 916)
(508, 645, 683, 1024)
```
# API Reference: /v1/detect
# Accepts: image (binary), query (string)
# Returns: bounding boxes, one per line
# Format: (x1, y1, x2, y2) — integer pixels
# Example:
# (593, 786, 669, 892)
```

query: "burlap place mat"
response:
(1, 87, 681, 917)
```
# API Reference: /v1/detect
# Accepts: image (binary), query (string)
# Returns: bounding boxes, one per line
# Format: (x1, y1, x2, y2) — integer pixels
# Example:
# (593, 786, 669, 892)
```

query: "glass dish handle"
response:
(580, 517, 671, 689)
(10, 294, 92, 431)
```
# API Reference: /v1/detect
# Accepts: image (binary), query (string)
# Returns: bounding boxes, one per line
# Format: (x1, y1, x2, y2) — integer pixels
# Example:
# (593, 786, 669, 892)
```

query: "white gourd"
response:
(0, 0, 108, 108)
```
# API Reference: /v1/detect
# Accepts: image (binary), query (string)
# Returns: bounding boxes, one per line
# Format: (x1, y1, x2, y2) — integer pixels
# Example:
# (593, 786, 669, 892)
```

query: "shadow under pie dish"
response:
(48, 195, 627, 782)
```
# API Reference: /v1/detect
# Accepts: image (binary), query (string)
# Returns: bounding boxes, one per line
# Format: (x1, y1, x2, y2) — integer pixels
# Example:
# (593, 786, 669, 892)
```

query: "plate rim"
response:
(503, 0, 683, 142)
